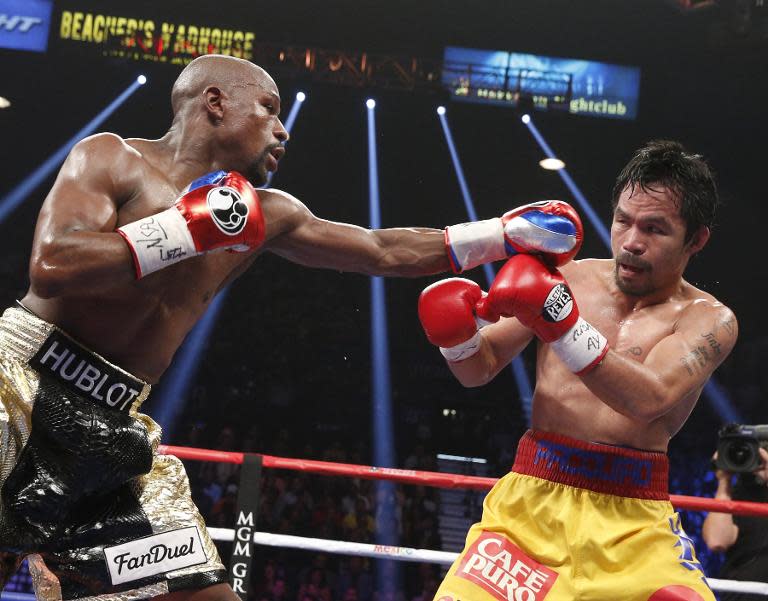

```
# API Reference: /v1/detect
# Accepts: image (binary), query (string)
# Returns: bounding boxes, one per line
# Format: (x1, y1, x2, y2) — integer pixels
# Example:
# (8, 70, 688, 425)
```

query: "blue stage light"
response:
(0, 77, 145, 223)
(437, 108, 534, 422)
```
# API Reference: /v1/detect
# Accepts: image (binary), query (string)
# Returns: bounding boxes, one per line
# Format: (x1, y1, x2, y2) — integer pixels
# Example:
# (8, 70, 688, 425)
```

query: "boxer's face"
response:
(610, 184, 698, 296)
(223, 74, 287, 186)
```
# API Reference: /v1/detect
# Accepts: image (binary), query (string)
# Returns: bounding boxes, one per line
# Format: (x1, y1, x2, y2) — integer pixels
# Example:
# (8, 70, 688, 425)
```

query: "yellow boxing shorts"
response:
(0, 305, 226, 601)
(434, 430, 714, 601)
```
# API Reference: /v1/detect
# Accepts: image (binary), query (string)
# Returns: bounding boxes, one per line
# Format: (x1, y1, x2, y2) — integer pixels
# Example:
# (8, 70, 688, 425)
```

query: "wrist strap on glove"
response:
(117, 208, 197, 279)
(550, 316, 609, 375)
(445, 218, 507, 273)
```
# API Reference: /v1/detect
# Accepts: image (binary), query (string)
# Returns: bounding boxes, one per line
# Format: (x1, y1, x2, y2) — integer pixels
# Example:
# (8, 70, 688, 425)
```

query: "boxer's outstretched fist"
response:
(445, 200, 583, 273)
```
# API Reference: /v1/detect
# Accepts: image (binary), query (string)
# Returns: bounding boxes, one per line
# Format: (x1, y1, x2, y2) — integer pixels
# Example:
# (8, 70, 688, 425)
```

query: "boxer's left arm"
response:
(259, 190, 583, 277)
(260, 189, 449, 277)
(580, 301, 738, 422)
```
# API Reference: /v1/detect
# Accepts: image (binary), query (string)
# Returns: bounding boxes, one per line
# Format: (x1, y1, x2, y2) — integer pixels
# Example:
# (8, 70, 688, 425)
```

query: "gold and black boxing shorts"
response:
(0, 306, 226, 601)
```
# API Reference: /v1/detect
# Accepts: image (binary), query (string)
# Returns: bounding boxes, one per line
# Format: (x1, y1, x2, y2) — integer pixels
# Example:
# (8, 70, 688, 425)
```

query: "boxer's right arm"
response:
(29, 134, 138, 297)
(417, 278, 534, 387)
(447, 318, 535, 387)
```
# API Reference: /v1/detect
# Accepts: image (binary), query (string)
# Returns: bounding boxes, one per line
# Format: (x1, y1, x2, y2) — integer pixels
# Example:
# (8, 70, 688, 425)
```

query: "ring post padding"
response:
(228, 453, 262, 600)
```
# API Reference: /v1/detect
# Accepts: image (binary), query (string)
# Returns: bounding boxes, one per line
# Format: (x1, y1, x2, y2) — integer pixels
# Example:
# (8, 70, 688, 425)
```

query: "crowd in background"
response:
(162, 325, 767, 601)
(2, 294, 766, 598)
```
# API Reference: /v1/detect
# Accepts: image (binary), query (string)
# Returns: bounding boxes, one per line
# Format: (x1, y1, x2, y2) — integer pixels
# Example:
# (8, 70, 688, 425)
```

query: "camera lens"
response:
(726, 441, 756, 469)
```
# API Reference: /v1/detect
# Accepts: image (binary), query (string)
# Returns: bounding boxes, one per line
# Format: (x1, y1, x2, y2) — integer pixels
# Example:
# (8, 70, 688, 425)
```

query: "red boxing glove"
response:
(445, 200, 583, 273)
(482, 254, 609, 375)
(418, 278, 493, 362)
(118, 171, 265, 278)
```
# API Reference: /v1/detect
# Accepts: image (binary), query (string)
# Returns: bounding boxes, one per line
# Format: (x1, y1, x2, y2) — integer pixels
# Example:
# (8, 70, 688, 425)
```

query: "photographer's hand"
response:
(703, 451, 739, 552)
(713, 451, 735, 499)
(754, 448, 768, 484)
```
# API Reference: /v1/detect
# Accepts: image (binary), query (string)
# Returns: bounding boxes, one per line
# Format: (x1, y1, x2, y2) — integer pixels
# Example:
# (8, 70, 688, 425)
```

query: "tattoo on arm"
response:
(680, 344, 713, 377)
(678, 312, 735, 377)
(701, 332, 722, 356)
(625, 346, 642, 357)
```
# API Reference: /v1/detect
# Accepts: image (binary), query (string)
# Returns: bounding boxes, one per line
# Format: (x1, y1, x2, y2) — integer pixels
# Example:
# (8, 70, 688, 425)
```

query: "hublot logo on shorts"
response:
(30, 331, 142, 413)
(542, 284, 573, 323)
(104, 526, 207, 585)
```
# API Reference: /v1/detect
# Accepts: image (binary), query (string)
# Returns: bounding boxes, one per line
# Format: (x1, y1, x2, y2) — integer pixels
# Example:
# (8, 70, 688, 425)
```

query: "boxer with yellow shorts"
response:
(435, 431, 712, 601)
(419, 141, 738, 601)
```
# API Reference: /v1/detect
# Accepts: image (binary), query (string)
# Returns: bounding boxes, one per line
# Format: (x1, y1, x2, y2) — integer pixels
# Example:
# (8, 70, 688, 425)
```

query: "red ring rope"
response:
(158, 444, 768, 517)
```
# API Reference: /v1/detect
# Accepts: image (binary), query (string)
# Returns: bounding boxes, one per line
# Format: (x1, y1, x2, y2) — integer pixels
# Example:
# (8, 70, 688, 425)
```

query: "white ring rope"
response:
(207, 528, 768, 596)
(2, 532, 765, 600)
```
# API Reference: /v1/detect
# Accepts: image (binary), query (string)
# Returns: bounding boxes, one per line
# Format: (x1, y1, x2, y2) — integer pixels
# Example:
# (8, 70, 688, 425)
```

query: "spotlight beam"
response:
(520, 114, 740, 422)
(522, 116, 610, 246)
(0, 77, 145, 223)
(367, 100, 396, 471)
(437, 110, 534, 423)
(367, 96, 401, 594)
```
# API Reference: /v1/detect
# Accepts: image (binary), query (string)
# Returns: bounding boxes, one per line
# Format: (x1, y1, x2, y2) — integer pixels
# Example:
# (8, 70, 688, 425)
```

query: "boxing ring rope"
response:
(5, 445, 767, 601)
(159, 445, 768, 516)
(155, 444, 768, 597)
(204, 529, 766, 596)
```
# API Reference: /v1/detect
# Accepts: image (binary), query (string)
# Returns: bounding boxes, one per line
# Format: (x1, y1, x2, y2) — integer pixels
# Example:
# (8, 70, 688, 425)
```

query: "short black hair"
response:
(612, 140, 719, 243)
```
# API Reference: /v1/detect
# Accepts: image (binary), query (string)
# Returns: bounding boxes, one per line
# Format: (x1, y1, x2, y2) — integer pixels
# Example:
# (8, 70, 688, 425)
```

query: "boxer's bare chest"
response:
(29, 161, 255, 381)
(531, 261, 692, 448)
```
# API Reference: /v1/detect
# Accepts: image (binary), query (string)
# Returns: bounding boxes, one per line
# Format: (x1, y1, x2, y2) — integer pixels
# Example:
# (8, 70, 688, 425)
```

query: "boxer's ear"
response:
(203, 86, 224, 123)
(686, 225, 710, 255)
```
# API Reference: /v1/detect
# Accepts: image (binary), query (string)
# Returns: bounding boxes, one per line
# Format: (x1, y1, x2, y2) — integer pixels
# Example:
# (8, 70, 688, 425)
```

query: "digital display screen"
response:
(442, 46, 641, 120)
(53, 4, 256, 64)
(0, 0, 54, 53)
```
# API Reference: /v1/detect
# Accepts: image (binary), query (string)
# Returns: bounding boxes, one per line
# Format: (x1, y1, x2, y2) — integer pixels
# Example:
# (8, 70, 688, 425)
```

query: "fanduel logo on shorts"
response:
(104, 526, 207, 585)
(0, 0, 53, 52)
(456, 532, 558, 601)
(30, 330, 142, 413)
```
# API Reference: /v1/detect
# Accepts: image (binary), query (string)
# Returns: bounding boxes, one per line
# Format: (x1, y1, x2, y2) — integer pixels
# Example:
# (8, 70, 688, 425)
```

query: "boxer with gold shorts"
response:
(0, 305, 226, 600)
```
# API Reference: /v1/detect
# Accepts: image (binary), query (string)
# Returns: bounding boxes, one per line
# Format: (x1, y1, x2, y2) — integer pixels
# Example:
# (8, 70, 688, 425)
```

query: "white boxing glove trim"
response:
(550, 316, 609, 374)
(445, 218, 506, 273)
(439, 330, 483, 363)
(117, 207, 198, 278)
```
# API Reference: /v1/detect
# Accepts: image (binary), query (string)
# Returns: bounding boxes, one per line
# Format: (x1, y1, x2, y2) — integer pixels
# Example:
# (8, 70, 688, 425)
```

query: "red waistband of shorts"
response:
(511, 430, 669, 500)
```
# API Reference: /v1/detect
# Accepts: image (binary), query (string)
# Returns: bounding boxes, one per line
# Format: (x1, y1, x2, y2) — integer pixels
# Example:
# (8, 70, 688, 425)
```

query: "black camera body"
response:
(716, 423, 768, 473)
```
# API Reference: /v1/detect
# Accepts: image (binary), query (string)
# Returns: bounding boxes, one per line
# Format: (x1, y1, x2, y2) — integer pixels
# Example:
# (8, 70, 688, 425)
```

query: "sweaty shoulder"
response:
(71, 132, 141, 168)
(65, 133, 144, 204)
(676, 281, 737, 335)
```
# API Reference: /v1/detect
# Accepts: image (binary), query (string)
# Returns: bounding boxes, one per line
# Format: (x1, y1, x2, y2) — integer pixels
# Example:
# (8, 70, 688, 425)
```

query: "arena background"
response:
(1, 0, 767, 599)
